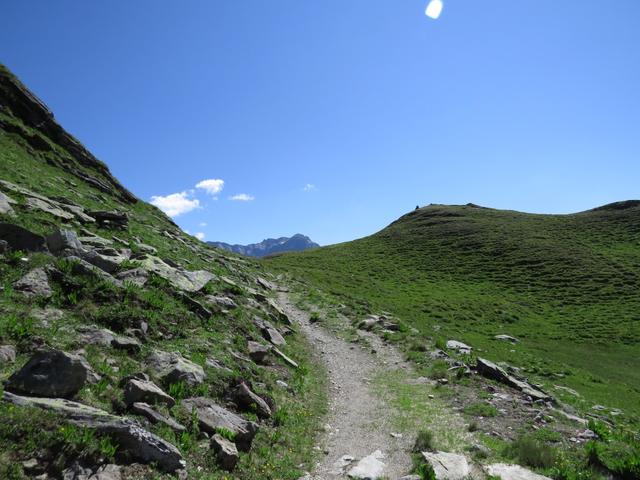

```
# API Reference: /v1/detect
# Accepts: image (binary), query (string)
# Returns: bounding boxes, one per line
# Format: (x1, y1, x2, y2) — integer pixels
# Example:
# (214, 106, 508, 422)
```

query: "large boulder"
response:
(247, 341, 271, 364)
(6, 349, 91, 398)
(211, 433, 239, 471)
(0, 222, 48, 252)
(46, 229, 84, 254)
(476, 358, 551, 402)
(484, 464, 552, 480)
(137, 255, 216, 292)
(347, 450, 386, 479)
(420, 452, 471, 480)
(13, 267, 53, 298)
(232, 382, 272, 419)
(0, 191, 16, 216)
(182, 397, 259, 452)
(3, 392, 185, 472)
(123, 377, 175, 408)
(147, 350, 205, 387)
(64, 256, 123, 287)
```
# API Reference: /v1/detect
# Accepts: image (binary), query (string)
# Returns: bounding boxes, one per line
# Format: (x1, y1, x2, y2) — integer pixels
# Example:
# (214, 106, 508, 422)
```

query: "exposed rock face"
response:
(3, 391, 185, 472)
(6, 349, 90, 398)
(484, 464, 552, 480)
(0, 222, 48, 252)
(211, 433, 239, 471)
(182, 397, 259, 452)
(137, 255, 215, 292)
(476, 358, 551, 401)
(46, 229, 84, 253)
(347, 450, 386, 479)
(232, 382, 272, 418)
(147, 350, 205, 387)
(116, 268, 149, 287)
(13, 267, 53, 298)
(420, 452, 471, 480)
(123, 378, 175, 408)
(131, 402, 186, 433)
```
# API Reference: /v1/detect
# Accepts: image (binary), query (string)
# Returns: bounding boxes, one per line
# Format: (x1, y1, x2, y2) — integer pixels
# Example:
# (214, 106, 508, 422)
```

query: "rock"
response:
(0, 222, 48, 252)
(124, 378, 175, 408)
(131, 402, 186, 433)
(137, 255, 216, 292)
(78, 326, 116, 346)
(63, 255, 123, 287)
(31, 307, 64, 327)
(257, 319, 286, 346)
(147, 350, 205, 387)
(476, 358, 551, 402)
(265, 298, 291, 324)
(398, 476, 421, 480)
(79, 249, 120, 273)
(0, 345, 16, 363)
(358, 316, 380, 331)
(136, 243, 157, 254)
(62, 463, 122, 480)
(211, 433, 239, 471)
(13, 267, 53, 298)
(6, 349, 91, 398)
(347, 450, 386, 479)
(78, 235, 113, 248)
(232, 382, 272, 418)
(484, 464, 552, 480)
(25, 197, 75, 220)
(256, 277, 276, 291)
(46, 229, 84, 254)
(57, 203, 96, 224)
(494, 335, 519, 343)
(421, 452, 470, 480)
(273, 347, 299, 369)
(4, 391, 185, 472)
(116, 268, 148, 287)
(112, 335, 141, 353)
(181, 397, 259, 452)
(446, 340, 472, 355)
(88, 211, 129, 230)
(0, 239, 8, 254)
(247, 341, 271, 364)
(205, 295, 238, 309)
(177, 292, 212, 319)
(0, 191, 16, 216)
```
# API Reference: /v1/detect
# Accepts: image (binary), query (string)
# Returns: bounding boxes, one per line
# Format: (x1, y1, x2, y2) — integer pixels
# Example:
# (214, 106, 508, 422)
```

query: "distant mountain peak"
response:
(208, 234, 319, 258)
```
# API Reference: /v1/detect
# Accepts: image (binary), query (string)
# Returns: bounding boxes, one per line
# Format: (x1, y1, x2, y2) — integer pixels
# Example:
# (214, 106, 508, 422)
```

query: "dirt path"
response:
(277, 292, 416, 479)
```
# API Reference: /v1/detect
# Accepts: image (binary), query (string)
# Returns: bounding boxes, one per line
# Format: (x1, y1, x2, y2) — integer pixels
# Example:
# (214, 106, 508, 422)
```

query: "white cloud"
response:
(199, 222, 208, 227)
(303, 183, 317, 192)
(425, 0, 443, 19)
(196, 179, 225, 196)
(230, 193, 255, 202)
(195, 232, 206, 241)
(150, 192, 200, 217)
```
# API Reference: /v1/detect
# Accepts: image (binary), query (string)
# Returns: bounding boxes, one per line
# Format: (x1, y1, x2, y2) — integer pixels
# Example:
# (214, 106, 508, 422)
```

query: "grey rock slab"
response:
(446, 340, 472, 354)
(0, 345, 16, 363)
(124, 378, 175, 407)
(0, 191, 16, 216)
(420, 452, 471, 480)
(14, 267, 53, 298)
(347, 450, 386, 479)
(211, 433, 239, 471)
(25, 197, 75, 220)
(131, 402, 186, 433)
(147, 350, 205, 387)
(137, 255, 215, 292)
(273, 347, 299, 369)
(46, 229, 84, 254)
(0, 222, 48, 252)
(3, 391, 185, 472)
(476, 358, 551, 402)
(232, 382, 272, 419)
(256, 277, 277, 291)
(116, 268, 148, 287)
(494, 335, 519, 343)
(112, 335, 141, 353)
(6, 349, 91, 398)
(64, 256, 123, 287)
(247, 341, 271, 364)
(484, 464, 552, 480)
(261, 321, 286, 347)
(205, 295, 238, 309)
(182, 397, 259, 452)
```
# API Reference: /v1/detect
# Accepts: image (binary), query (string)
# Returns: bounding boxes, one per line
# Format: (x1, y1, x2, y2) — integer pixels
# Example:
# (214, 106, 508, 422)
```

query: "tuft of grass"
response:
(414, 429, 435, 452)
(463, 402, 499, 418)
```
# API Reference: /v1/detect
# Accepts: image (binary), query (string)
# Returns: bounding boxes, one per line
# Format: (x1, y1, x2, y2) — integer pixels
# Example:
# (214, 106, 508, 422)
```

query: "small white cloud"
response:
(150, 192, 200, 217)
(425, 0, 443, 19)
(199, 222, 208, 227)
(230, 193, 255, 202)
(303, 183, 317, 192)
(195, 232, 206, 241)
(196, 179, 225, 196)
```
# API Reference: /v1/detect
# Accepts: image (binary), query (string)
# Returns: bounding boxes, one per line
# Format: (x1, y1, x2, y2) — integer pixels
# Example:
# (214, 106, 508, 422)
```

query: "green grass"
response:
(267, 203, 640, 424)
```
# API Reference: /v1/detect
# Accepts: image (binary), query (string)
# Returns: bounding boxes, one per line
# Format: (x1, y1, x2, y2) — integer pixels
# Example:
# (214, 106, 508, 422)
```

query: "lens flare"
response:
(425, 0, 444, 19)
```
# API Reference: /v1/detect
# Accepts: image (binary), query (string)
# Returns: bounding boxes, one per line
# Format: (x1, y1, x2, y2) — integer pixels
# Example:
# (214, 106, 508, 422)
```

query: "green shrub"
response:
(0, 313, 35, 341)
(427, 360, 449, 380)
(508, 434, 557, 469)
(414, 429, 435, 452)
(464, 402, 498, 417)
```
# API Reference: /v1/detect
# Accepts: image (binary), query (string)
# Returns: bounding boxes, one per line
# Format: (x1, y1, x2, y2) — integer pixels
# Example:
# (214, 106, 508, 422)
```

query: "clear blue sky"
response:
(2, 1, 639, 245)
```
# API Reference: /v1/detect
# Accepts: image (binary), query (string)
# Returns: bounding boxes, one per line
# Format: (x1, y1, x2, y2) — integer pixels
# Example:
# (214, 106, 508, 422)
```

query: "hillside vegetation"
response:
(0, 64, 325, 479)
(268, 202, 640, 421)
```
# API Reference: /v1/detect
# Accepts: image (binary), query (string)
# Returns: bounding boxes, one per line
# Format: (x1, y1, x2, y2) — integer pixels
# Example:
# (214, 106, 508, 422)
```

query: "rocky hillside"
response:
(0, 65, 325, 479)
(209, 234, 319, 258)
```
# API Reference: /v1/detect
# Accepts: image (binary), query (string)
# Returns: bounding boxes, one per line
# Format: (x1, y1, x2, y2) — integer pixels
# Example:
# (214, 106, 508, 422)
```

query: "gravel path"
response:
(277, 292, 416, 479)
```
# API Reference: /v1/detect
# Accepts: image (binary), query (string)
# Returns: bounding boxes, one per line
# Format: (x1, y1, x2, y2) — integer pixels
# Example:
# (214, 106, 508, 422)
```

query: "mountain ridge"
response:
(209, 233, 319, 258)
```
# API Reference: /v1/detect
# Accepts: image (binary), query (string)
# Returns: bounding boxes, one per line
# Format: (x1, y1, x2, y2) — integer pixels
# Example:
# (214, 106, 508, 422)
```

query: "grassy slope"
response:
(0, 66, 325, 479)
(267, 203, 640, 423)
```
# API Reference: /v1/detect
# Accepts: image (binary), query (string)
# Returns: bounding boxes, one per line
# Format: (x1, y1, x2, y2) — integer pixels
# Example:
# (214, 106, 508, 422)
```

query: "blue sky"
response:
(2, 1, 639, 245)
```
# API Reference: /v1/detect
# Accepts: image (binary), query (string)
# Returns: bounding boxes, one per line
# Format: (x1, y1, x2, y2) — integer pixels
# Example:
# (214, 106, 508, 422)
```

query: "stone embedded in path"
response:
(182, 397, 259, 452)
(13, 267, 53, 298)
(347, 450, 386, 479)
(420, 451, 471, 480)
(3, 391, 185, 472)
(6, 349, 91, 398)
(485, 463, 552, 480)
(211, 433, 239, 471)
(147, 350, 205, 387)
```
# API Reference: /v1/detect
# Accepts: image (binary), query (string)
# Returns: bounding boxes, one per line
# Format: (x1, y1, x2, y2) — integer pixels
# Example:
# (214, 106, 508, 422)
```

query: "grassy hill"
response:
(0, 64, 324, 479)
(267, 202, 640, 422)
